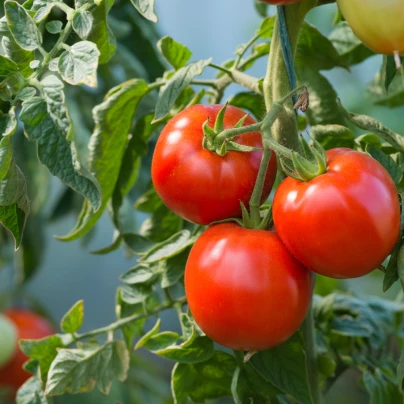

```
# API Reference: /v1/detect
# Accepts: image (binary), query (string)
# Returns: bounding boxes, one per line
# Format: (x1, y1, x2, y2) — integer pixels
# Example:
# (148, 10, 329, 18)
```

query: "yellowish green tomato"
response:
(337, 0, 404, 54)
(0, 314, 17, 369)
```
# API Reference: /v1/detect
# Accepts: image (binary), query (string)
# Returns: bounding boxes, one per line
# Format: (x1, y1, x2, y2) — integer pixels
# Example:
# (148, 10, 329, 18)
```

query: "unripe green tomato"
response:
(260, 0, 301, 4)
(0, 314, 17, 369)
(337, 0, 404, 54)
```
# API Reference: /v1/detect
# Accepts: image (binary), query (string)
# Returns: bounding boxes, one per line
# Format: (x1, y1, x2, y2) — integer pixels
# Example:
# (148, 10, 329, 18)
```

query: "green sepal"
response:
(214, 103, 228, 133)
(291, 152, 319, 182)
(240, 201, 251, 229)
(226, 141, 262, 153)
(234, 114, 249, 129)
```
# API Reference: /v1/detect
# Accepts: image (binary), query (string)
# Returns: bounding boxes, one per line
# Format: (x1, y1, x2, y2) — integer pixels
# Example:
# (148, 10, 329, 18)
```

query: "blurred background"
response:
(0, 0, 403, 402)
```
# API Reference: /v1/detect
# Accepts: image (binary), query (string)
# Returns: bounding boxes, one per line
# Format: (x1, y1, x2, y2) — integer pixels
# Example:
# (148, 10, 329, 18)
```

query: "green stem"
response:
(249, 148, 272, 227)
(234, 33, 260, 69)
(263, 0, 316, 150)
(70, 297, 186, 345)
(302, 303, 322, 404)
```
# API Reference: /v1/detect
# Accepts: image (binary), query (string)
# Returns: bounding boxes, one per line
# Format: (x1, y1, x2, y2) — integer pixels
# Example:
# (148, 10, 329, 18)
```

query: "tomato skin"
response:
(260, 0, 301, 4)
(151, 105, 277, 225)
(0, 309, 54, 394)
(273, 148, 401, 279)
(337, 0, 404, 54)
(185, 223, 313, 351)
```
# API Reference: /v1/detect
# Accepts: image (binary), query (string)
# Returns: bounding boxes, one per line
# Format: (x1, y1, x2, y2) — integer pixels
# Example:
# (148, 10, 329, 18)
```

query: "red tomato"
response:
(0, 309, 54, 394)
(273, 148, 400, 279)
(337, 0, 404, 55)
(185, 223, 313, 351)
(260, 0, 301, 4)
(151, 105, 277, 225)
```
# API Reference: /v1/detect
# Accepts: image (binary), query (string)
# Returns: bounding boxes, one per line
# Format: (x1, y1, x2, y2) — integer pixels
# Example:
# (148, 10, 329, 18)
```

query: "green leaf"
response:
(87, 0, 116, 64)
(45, 341, 130, 395)
(34, 4, 56, 23)
(130, 0, 157, 23)
(20, 75, 101, 212)
(2, 36, 34, 77)
(141, 230, 194, 263)
(383, 242, 401, 292)
(297, 68, 345, 126)
(397, 243, 404, 292)
(123, 233, 154, 255)
(120, 264, 156, 285)
(398, 345, 404, 391)
(366, 145, 403, 185)
(337, 100, 404, 151)
(17, 87, 36, 101)
(154, 59, 211, 122)
(0, 137, 30, 249)
(251, 333, 312, 404)
(45, 20, 62, 34)
(311, 124, 355, 150)
(172, 351, 236, 404)
(5, 0, 42, 51)
(57, 79, 149, 241)
(363, 369, 402, 404)
(0, 54, 18, 78)
(296, 23, 347, 71)
(61, 300, 84, 334)
(257, 16, 274, 39)
(329, 22, 374, 66)
(161, 248, 189, 288)
(20, 335, 66, 382)
(58, 41, 100, 87)
(72, 10, 94, 40)
(158, 36, 192, 70)
(381, 55, 402, 93)
(16, 374, 49, 404)
(0, 107, 17, 138)
(228, 92, 265, 121)
(367, 70, 404, 108)
(120, 284, 152, 305)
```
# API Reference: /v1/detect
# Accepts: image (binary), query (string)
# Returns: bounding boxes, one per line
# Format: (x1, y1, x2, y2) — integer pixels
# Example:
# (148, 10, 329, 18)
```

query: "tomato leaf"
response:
(366, 145, 403, 185)
(120, 264, 157, 285)
(130, 0, 158, 23)
(172, 351, 236, 404)
(311, 124, 355, 150)
(160, 248, 190, 288)
(153, 58, 212, 122)
(60, 300, 84, 334)
(329, 22, 374, 66)
(296, 23, 347, 71)
(57, 79, 150, 241)
(20, 75, 101, 213)
(363, 369, 402, 404)
(228, 92, 265, 121)
(16, 373, 49, 404)
(367, 70, 404, 108)
(58, 41, 100, 87)
(140, 230, 194, 263)
(87, 0, 116, 64)
(158, 36, 192, 70)
(20, 335, 68, 383)
(250, 333, 312, 404)
(45, 341, 130, 396)
(381, 55, 403, 93)
(72, 10, 94, 40)
(5, 0, 42, 51)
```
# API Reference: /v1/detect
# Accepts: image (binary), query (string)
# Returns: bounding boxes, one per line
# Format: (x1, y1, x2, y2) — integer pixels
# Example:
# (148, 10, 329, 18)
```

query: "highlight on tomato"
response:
(184, 223, 313, 351)
(152, 104, 277, 225)
(0, 309, 54, 395)
(337, 0, 404, 55)
(273, 148, 401, 279)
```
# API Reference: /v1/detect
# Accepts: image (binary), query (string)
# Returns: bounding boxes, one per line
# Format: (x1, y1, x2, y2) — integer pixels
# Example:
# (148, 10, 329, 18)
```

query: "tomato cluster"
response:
(152, 106, 400, 351)
(0, 309, 54, 396)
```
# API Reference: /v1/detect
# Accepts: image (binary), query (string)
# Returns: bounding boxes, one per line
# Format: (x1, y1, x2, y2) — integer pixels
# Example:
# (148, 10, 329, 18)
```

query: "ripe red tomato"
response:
(185, 223, 313, 351)
(337, 0, 404, 54)
(260, 0, 301, 4)
(273, 148, 400, 279)
(151, 105, 277, 225)
(0, 309, 54, 394)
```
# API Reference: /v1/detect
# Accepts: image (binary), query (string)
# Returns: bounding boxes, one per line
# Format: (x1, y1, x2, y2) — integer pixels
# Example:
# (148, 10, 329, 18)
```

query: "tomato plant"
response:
(185, 223, 313, 350)
(1, 0, 404, 403)
(337, 0, 404, 54)
(152, 104, 277, 225)
(273, 148, 401, 279)
(0, 310, 53, 395)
